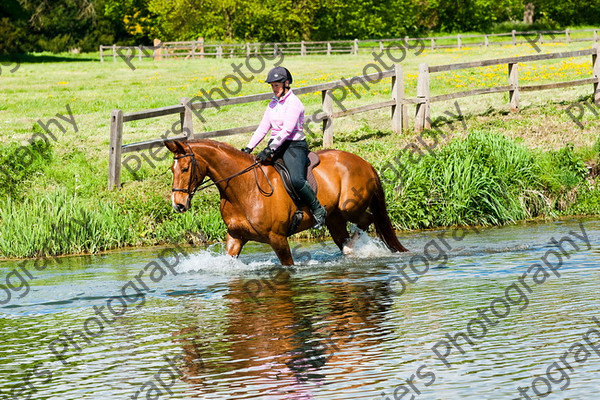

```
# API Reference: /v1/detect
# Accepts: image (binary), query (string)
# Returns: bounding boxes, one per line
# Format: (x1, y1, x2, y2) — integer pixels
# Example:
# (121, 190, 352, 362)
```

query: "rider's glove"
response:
(257, 147, 274, 162)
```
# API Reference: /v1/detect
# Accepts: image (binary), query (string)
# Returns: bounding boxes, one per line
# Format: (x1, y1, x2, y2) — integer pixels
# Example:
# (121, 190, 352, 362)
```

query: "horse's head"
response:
(165, 140, 207, 213)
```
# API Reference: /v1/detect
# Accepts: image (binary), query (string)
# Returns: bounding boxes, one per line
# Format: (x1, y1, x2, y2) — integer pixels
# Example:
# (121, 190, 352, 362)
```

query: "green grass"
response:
(1, 40, 600, 258)
(374, 131, 595, 229)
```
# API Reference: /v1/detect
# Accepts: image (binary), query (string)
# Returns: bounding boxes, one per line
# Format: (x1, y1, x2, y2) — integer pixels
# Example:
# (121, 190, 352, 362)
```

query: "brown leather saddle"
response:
(272, 152, 320, 235)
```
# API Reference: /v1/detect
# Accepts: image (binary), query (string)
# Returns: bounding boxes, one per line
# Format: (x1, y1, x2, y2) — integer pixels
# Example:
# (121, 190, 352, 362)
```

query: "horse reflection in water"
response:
(172, 272, 394, 398)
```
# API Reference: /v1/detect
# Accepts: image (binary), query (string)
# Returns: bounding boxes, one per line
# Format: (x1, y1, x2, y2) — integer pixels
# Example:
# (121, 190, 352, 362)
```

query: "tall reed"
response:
(379, 131, 590, 229)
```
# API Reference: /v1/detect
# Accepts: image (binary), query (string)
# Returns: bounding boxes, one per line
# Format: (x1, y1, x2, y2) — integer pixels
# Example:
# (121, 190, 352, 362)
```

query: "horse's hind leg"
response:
(325, 211, 350, 251)
(355, 211, 373, 231)
(341, 205, 374, 253)
(339, 187, 373, 232)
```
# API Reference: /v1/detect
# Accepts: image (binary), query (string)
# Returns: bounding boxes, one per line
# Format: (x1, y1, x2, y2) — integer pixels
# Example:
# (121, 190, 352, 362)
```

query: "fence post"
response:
(539, 32, 544, 45)
(379, 41, 384, 52)
(593, 45, 600, 105)
(565, 29, 571, 44)
(594, 30, 598, 43)
(415, 63, 430, 131)
(353, 39, 359, 55)
(246, 43, 250, 57)
(508, 62, 519, 112)
(274, 43, 279, 57)
(484, 35, 488, 48)
(327, 42, 331, 56)
(112, 44, 116, 62)
(301, 41, 306, 56)
(100, 45, 104, 62)
(137, 45, 142, 61)
(322, 89, 334, 147)
(391, 64, 407, 133)
(430, 38, 435, 50)
(180, 97, 194, 138)
(217, 45, 223, 58)
(457, 34, 461, 49)
(512, 30, 516, 45)
(108, 109, 123, 190)
(154, 39, 162, 61)
(198, 37, 204, 59)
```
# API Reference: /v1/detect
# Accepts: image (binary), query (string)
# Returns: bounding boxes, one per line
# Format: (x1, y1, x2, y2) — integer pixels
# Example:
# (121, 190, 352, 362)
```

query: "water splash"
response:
(176, 248, 272, 275)
(342, 228, 394, 258)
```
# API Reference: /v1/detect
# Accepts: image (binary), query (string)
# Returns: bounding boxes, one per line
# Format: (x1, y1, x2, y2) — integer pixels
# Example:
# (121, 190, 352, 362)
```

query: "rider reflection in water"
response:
(241, 66, 327, 228)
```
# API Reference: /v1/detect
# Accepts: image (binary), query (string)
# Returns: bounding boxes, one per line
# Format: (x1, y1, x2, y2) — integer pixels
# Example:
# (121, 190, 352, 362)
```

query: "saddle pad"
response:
(306, 152, 320, 193)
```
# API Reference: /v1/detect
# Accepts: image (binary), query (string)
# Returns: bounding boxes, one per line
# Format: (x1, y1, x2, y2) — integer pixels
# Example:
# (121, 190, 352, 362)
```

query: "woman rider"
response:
(242, 66, 327, 229)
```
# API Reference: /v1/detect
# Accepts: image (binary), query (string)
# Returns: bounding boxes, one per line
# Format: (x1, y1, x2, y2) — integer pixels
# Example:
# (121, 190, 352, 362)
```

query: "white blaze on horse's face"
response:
(171, 156, 193, 213)
(171, 158, 178, 210)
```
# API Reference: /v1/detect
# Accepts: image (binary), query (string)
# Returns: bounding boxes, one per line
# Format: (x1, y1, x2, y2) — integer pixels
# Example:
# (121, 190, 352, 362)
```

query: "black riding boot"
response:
(296, 182, 327, 229)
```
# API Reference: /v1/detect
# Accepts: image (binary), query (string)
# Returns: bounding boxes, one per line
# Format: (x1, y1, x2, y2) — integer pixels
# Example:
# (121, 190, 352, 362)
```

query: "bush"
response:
(0, 17, 28, 54)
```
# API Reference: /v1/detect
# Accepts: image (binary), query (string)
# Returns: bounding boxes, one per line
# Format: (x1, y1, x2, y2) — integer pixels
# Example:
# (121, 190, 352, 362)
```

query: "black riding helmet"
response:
(265, 66, 293, 85)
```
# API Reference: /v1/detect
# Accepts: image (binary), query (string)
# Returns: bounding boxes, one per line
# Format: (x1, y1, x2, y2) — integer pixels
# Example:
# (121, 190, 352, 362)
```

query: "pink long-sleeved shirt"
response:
(247, 89, 305, 150)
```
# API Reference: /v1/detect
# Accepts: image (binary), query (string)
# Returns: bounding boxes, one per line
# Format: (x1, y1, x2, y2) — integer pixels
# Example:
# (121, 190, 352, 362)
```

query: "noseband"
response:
(170, 144, 272, 199)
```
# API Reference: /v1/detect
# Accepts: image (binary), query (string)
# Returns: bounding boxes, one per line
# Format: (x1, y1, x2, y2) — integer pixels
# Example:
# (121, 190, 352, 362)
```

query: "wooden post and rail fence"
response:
(108, 46, 600, 190)
(100, 29, 600, 62)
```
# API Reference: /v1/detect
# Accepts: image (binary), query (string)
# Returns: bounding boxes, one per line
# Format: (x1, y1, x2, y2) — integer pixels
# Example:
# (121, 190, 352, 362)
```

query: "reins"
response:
(252, 162, 274, 196)
(171, 143, 274, 197)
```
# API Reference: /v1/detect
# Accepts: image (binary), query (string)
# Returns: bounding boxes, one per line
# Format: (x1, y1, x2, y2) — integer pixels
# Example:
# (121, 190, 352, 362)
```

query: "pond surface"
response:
(0, 218, 599, 400)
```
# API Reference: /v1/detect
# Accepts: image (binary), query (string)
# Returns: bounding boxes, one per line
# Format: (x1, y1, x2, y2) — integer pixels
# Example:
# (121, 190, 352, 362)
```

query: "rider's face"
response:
(270, 82, 287, 98)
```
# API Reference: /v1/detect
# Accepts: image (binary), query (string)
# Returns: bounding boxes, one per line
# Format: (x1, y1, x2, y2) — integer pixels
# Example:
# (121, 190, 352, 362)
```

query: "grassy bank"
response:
(1, 41, 600, 258)
(376, 131, 600, 229)
(1, 128, 598, 258)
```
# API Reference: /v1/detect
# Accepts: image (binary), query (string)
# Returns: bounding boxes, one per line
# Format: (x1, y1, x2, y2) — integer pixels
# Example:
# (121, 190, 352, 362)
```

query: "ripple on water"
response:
(1, 218, 599, 399)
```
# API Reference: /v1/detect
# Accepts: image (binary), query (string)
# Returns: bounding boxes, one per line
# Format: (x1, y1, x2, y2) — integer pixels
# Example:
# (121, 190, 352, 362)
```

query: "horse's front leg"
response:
(226, 233, 247, 258)
(269, 234, 294, 266)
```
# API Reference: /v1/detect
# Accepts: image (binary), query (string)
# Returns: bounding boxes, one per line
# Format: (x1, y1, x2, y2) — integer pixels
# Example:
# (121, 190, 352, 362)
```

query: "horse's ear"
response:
(164, 140, 185, 154)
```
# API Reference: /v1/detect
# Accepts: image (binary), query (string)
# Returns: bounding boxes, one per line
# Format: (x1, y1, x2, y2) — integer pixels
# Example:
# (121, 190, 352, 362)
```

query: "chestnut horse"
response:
(165, 139, 407, 265)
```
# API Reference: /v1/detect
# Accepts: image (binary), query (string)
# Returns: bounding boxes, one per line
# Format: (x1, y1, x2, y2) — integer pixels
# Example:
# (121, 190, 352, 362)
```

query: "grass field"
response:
(1, 40, 600, 258)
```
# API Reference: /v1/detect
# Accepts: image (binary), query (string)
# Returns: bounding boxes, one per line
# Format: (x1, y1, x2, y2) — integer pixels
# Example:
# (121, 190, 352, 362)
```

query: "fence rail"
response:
(100, 29, 600, 62)
(108, 46, 600, 190)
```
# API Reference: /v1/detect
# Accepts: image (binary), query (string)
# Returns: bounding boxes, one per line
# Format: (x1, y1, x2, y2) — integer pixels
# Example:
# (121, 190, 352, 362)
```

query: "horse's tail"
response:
(370, 171, 409, 252)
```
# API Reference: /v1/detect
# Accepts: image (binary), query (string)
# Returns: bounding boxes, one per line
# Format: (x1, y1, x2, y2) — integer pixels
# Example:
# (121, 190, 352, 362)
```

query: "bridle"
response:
(171, 143, 273, 199)
(171, 143, 201, 197)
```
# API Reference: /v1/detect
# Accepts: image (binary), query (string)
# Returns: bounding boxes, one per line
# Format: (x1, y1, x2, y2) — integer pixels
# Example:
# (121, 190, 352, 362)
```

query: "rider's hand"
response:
(257, 147, 273, 162)
(241, 147, 252, 153)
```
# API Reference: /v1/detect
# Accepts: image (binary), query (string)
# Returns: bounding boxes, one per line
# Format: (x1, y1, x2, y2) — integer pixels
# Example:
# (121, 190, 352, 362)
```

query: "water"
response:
(0, 218, 598, 399)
